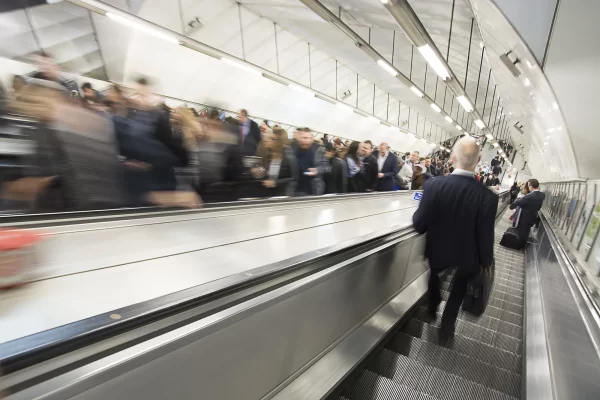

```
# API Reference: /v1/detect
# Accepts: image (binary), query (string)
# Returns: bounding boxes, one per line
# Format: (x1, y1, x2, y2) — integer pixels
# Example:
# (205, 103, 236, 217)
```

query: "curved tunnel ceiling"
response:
(1, 0, 588, 181)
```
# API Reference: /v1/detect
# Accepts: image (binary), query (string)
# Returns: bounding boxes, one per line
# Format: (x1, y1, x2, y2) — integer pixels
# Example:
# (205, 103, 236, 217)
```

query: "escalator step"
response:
(409, 311, 522, 354)
(440, 290, 523, 308)
(368, 348, 518, 400)
(386, 333, 521, 397)
(414, 304, 523, 339)
(343, 369, 421, 400)
(433, 298, 522, 324)
(401, 319, 522, 372)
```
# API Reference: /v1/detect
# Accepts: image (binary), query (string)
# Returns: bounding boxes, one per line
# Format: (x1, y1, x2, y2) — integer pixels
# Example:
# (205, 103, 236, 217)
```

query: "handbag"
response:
(463, 261, 495, 316)
(500, 227, 521, 249)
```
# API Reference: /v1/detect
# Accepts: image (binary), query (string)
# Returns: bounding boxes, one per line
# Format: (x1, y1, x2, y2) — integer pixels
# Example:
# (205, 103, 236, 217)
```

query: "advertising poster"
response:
(580, 200, 600, 260)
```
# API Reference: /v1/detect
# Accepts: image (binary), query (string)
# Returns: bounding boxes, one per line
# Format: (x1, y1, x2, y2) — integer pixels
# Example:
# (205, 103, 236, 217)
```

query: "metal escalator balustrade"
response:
(340, 214, 524, 400)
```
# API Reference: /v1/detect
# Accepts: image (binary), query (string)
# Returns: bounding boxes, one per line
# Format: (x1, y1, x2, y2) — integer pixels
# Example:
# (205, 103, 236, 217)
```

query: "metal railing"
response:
(540, 180, 600, 309)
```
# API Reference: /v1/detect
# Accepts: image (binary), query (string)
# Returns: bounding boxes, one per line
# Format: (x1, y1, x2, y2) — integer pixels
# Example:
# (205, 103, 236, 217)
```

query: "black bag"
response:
(463, 263, 494, 316)
(500, 227, 521, 249)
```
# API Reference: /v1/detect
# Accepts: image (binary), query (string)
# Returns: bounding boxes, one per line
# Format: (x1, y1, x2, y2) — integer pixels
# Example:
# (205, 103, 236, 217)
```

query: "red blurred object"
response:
(0, 229, 44, 289)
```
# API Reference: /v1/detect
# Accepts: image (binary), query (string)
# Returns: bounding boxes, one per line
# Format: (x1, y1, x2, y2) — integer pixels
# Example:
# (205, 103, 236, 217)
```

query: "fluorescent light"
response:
(380, 0, 389, 4)
(107, 12, 180, 44)
(410, 86, 424, 97)
(420, 138, 427, 142)
(523, 78, 531, 87)
(548, 128, 555, 132)
(526, 60, 534, 69)
(557, 126, 563, 131)
(553, 102, 559, 110)
(444, 115, 453, 123)
(464, 132, 471, 137)
(493, 142, 499, 147)
(456, 125, 462, 131)
(417, 44, 450, 80)
(456, 95, 473, 112)
(479, 41, 484, 48)
(377, 59, 398, 76)
(486, 133, 494, 140)
(336, 102, 353, 112)
(222, 57, 262, 76)
(289, 83, 314, 96)
(474, 119, 485, 128)
(430, 103, 441, 113)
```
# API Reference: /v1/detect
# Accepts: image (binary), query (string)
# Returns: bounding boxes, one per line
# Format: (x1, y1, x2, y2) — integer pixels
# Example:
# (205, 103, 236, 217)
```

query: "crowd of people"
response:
(0, 52, 512, 213)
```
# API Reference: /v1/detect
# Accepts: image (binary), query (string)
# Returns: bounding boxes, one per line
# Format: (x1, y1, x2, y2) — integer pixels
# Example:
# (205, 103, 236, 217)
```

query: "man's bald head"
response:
(451, 137, 481, 171)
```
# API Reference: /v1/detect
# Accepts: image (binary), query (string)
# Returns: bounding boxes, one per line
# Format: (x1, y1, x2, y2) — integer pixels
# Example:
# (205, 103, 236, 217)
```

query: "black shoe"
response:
(427, 303, 439, 319)
(439, 324, 455, 341)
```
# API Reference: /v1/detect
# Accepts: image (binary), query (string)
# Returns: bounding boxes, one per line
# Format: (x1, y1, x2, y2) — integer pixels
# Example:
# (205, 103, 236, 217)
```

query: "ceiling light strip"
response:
(381, 0, 491, 133)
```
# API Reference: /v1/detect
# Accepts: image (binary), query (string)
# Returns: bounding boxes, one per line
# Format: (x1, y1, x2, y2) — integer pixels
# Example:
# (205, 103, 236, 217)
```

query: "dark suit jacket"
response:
(240, 119, 262, 156)
(325, 157, 347, 194)
(363, 155, 378, 191)
(510, 190, 545, 235)
(413, 174, 499, 275)
(376, 152, 400, 191)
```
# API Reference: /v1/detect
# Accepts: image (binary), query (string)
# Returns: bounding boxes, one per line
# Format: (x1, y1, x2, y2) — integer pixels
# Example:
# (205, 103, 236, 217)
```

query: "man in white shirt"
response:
(405, 151, 420, 172)
(375, 142, 399, 191)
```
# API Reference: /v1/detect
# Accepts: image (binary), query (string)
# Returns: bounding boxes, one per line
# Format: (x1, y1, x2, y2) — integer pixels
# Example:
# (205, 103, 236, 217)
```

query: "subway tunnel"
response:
(0, 1, 599, 399)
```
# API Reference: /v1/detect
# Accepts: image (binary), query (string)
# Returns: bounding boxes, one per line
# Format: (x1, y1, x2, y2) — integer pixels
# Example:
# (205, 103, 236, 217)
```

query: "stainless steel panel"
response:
(524, 240, 553, 400)
(7, 232, 424, 400)
(525, 217, 600, 400)
(30, 195, 418, 280)
(1, 198, 418, 343)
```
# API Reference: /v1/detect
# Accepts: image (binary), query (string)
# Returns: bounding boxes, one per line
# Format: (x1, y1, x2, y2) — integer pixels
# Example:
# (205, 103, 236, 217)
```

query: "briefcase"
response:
(463, 263, 494, 316)
(500, 227, 521, 249)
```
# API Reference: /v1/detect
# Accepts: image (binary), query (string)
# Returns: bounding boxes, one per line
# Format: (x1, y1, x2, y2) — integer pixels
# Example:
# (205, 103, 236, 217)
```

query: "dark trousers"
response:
(428, 269, 474, 332)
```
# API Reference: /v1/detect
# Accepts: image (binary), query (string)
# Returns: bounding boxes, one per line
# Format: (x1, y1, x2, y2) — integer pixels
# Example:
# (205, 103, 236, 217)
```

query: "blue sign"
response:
(413, 192, 423, 201)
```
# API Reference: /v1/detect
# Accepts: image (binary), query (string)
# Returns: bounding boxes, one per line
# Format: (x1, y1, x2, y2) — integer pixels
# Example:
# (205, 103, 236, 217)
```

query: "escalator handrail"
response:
(0, 191, 410, 229)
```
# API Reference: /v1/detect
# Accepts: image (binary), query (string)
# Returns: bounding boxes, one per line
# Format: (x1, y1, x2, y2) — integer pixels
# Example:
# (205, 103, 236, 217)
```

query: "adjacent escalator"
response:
(339, 216, 524, 400)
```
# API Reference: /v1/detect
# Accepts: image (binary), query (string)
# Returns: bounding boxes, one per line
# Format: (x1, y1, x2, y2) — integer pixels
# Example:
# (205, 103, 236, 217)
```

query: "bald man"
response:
(413, 137, 498, 338)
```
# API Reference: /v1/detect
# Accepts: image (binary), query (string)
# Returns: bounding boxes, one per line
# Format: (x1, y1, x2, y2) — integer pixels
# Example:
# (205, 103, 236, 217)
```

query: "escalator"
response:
(338, 214, 524, 400)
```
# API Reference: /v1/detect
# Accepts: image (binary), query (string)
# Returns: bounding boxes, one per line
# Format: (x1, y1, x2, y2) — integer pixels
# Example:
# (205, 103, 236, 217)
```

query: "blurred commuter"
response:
(81, 82, 102, 105)
(291, 128, 327, 196)
(238, 109, 261, 156)
(345, 141, 363, 192)
(443, 168, 450, 176)
(375, 142, 400, 191)
(9, 77, 125, 211)
(322, 133, 330, 148)
(433, 160, 444, 176)
(411, 164, 429, 190)
(360, 141, 378, 192)
(395, 159, 412, 190)
(413, 137, 498, 338)
(509, 181, 520, 204)
(111, 78, 188, 203)
(324, 146, 347, 194)
(194, 108, 244, 203)
(424, 158, 432, 174)
(252, 128, 297, 197)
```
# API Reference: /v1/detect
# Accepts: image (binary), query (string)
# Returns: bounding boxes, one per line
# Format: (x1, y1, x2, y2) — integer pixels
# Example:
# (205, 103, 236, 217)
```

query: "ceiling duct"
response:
(513, 122, 524, 134)
(499, 51, 522, 78)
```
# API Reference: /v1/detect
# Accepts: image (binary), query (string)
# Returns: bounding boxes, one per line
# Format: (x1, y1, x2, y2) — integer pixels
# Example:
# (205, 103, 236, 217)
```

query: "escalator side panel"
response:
(10, 233, 426, 400)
